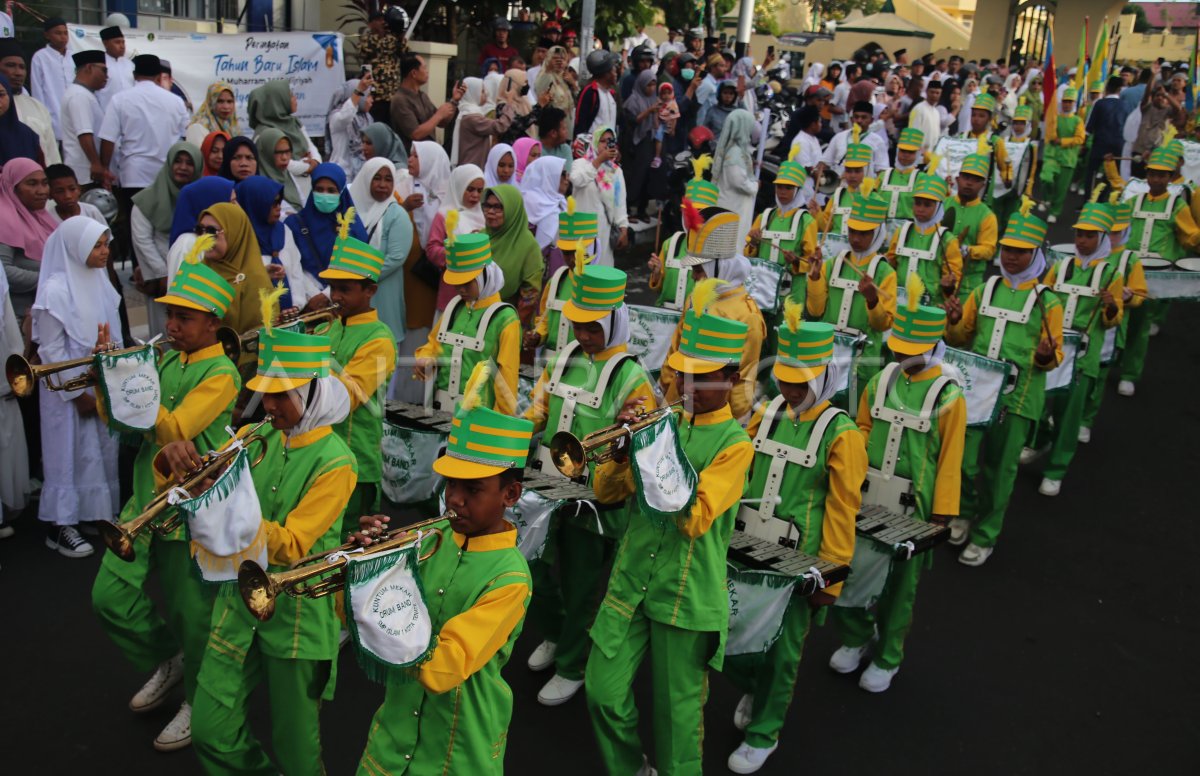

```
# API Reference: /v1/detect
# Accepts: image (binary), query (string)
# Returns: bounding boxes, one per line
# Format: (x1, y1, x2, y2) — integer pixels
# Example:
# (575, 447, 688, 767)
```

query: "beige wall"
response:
(1111, 14, 1197, 65)
(804, 30, 934, 67)
(968, 0, 1126, 65)
(893, 0, 971, 52)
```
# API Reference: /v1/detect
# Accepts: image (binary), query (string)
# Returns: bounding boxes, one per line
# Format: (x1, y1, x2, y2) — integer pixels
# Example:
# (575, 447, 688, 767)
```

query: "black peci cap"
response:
(132, 54, 162, 77)
(43, 17, 68, 31)
(100, 26, 124, 41)
(72, 50, 106, 68)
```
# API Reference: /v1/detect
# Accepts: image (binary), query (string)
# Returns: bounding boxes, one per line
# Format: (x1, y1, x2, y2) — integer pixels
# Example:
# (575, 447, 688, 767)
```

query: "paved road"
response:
(2, 206, 1197, 774)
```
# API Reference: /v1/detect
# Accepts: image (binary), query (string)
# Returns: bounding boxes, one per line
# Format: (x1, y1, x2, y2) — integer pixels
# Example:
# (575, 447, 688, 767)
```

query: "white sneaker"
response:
(1039, 478, 1062, 497)
(947, 518, 970, 546)
(958, 543, 994, 567)
(130, 653, 184, 712)
(537, 673, 584, 706)
(153, 702, 192, 752)
(1019, 445, 1046, 465)
(46, 525, 94, 558)
(526, 640, 557, 672)
(858, 662, 899, 693)
(733, 693, 754, 731)
(727, 741, 778, 774)
(636, 754, 657, 776)
(1047, 214, 1057, 224)
(1077, 426, 1091, 444)
(1149, 323, 1161, 337)
(1037, 202, 1048, 213)
(0, 524, 14, 539)
(1117, 380, 1135, 397)
(829, 643, 868, 674)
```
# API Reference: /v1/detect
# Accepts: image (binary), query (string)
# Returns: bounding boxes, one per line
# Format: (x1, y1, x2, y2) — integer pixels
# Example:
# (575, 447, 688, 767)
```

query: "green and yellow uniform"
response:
(884, 173, 965, 306)
(945, 153, 999, 301)
(873, 127, 927, 221)
(959, 93, 1012, 209)
(745, 162, 816, 309)
(817, 143, 878, 237)
(1039, 90, 1086, 217)
(651, 177, 720, 310)
(532, 205, 601, 355)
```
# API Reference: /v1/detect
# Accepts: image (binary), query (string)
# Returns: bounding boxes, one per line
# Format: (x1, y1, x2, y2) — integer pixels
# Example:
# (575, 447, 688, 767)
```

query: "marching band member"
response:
(744, 157, 817, 306)
(659, 207, 767, 421)
(830, 280, 966, 691)
(523, 265, 656, 706)
(884, 172, 963, 306)
(355, 398, 533, 775)
(1034, 202, 1123, 498)
(944, 207, 1064, 566)
(873, 127, 926, 221)
(816, 141, 877, 239)
(186, 325, 357, 776)
(413, 232, 521, 414)
(724, 312, 866, 774)
(944, 153, 999, 302)
(805, 192, 898, 409)
(91, 243, 240, 751)
(1037, 88, 1085, 224)
(525, 200, 600, 359)
(585, 282, 754, 776)
(955, 93, 1011, 211)
(317, 217, 399, 535)
(648, 160, 719, 311)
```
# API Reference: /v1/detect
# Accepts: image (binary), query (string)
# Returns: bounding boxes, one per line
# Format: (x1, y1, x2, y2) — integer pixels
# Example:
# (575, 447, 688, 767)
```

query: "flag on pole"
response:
(1092, 18, 1110, 85)
(1043, 23, 1057, 115)
(1190, 25, 1199, 113)
(1073, 17, 1088, 95)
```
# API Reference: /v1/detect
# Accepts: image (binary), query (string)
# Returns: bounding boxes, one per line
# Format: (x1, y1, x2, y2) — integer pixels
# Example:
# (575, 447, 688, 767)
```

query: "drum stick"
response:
(1032, 289, 1057, 348)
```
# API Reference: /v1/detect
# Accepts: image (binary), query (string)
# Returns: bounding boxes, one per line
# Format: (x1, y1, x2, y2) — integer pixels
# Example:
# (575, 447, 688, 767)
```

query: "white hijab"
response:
(1001, 246, 1048, 287)
(1077, 234, 1113, 268)
(802, 62, 825, 90)
(698, 254, 752, 290)
(915, 201, 945, 231)
(484, 143, 516, 188)
(598, 304, 631, 348)
(476, 262, 506, 300)
(852, 226, 887, 260)
(440, 164, 487, 234)
(289, 376, 351, 438)
(348, 157, 397, 235)
(522, 156, 567, 229)
(412, 140, 451, 245)
(451, 77, 490, 166)
(31, 217, 122, 349)
(789, 361, 843, 414)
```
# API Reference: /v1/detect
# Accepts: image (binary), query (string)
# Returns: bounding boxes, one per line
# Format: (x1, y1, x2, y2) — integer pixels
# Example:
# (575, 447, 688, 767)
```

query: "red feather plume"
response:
(682, 197, 703, 234)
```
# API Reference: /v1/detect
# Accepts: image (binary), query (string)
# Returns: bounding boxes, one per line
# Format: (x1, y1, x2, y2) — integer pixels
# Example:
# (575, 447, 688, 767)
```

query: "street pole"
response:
(580, 0, 596, 79)
(735, 0, 754, 58)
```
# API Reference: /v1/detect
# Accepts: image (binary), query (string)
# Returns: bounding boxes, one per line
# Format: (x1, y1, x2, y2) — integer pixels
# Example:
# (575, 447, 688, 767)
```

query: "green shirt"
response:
(656, 230, 693, 310)
(1048, 258, 1118, 379)
(325, 312, 399, 484)
(1128, 191, 1189, 261)
(944, 197, 995, 287)
(892, 223, 956, 306)
(434, 299, 518, 409)
(876, 167, 917, 220)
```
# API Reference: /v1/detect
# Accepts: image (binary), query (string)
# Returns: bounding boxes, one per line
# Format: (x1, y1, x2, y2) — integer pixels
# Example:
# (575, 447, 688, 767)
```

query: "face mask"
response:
(313, 192, 341, 213)
(682, 68, 695, 82)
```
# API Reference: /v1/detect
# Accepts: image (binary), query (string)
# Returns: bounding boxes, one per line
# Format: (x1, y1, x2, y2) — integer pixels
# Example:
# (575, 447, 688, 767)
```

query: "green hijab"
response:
(255, 128, 302, 209)
(132, 141, 202, 233)
(485, 184, 543, 299)
(363, 123, 409, 168)
(247, 80, 311, 156)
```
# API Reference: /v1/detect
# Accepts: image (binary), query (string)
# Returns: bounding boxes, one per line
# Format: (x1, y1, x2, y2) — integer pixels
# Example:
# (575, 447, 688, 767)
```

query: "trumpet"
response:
(98, 417, 274, 562)
(548, 399, 684, 478)
(221, 304, 342, 363)
(6, 333, 243, 398)
(238, 510, 451, 621)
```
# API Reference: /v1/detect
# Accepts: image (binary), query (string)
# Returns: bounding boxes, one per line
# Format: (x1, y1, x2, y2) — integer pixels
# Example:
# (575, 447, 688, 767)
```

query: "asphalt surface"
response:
(2, 197, 1198, 774)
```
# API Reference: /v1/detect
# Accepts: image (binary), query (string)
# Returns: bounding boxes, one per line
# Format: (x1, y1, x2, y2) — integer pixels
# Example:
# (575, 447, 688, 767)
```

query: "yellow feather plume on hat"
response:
(905, 273, 924, 312)
(566, 195, 576, 216)
(783, 296, 803, 333)
(259, 283, 286, 336)
(574, 245, 586, 276)
(851, 124, 861, 144)
(691, 154, 713, 181)
(459, 360, 491, 412)
(1164, 123, 1178, 146)
(787, 143, 800, 163)
(336, 207, 356, 240)
(691, 278, 726, 317)
(976, 133, 990, 155)
(444, 209, 459, 248)
(1019, 195, 1036, 217)
(1108, 189, 1123, 205)
(925, 153, 940, 174)
(183, 233, 214, 265)
(1089, 183, 1106, 204)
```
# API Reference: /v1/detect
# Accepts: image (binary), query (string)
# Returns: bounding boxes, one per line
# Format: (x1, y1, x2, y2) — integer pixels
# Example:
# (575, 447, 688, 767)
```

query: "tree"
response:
(1121, 4, 1150, 33)
(811, 0, 883, 21)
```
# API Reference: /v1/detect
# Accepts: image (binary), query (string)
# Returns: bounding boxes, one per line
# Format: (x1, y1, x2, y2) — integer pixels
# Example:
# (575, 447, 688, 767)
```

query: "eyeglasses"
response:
(274, 149, 292, 156)
(482, 201, 504, 212)
(194, 225, 224, 236)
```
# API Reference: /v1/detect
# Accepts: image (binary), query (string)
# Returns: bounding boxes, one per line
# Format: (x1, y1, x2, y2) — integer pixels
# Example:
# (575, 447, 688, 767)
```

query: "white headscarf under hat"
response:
(289, 376, 351, 438)
(1000, 245, 1048, 287)
(787, 361, 843, 414)
(31, 217, 122, 350)
(1076, 234, 1113, 268)
(598, 304, 631, 348)
(476, 262, 506, 300)
(698, 254, 752, 290)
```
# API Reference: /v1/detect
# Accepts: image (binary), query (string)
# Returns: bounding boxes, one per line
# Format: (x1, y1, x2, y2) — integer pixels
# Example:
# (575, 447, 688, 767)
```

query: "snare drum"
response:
(1141, 257, 1175, 270)
(1173, 257, 1200, 272)
(1047, 243, 1075, 264)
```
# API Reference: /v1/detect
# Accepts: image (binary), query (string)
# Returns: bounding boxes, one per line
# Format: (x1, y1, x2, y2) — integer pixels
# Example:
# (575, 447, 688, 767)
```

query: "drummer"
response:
(522, 265, 656, 707)
(649, 163, 720, 311)
(884, 173, 963, 306)
(872, 127, 925, 221)
(526, 202, 601, 359)
(1037, 87, 1085, 225)
(945, 153, 999, 303)
(816, 141, 878, 240)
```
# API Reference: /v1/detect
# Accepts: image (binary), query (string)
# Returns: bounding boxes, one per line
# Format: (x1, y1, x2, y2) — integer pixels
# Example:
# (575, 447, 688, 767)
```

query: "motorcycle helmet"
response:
(82, 188, 119, 224)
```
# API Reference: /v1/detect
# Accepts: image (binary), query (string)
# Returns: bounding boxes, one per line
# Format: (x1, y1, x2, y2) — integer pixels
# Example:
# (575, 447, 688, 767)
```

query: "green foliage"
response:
(813, 0, 884, 21)
(1122, 4, 1149, 33)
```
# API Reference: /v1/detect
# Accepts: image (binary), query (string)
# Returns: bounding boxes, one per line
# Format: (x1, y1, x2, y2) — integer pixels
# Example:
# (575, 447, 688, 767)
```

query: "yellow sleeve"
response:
(589, 378, 658, 505)
(491, 317, 522, 417)
(968, 213, 998, 262)
(533, 283, 552, 339)
(994, 138, 1012, 182)
(414, 315, 443, 361)
(1101, 272, 1124, 328)
(1102, 159, 1126, 190)
(806, 260, 829, 318)
(1037, 294, 1065, 370)
(1126, 261, 1148, 308)
(678, 440, 754, 539)
(1172, 202, 1200, 251)
(800, 218, 818, 268)
(419, 579, 530, 694)
(866, 268, 896, 333)
(336, 336, 396, 413)
(744, 213, 764, 257)
(820, 426, 866, 597)
(522, 366, 552, 432)
(1060, 117, 1086, 149)
(731, 305, 765, 420)
(264, 461, 358, 565)
(884, 230, 901, 268)
(855, 382, 874, 438)
(154, 372, 239, 447)
(744, 403, 767, 440)
(942, 234, 964, 284)
(945, 288, 980, 347)
(932, 393, 967, 517)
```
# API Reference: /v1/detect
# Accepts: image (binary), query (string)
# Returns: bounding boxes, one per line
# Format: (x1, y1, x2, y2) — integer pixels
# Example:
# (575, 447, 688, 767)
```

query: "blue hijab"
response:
(285, 162, 367, 277)
(170, 177, 236, 243)
(0, 74, 42, 167)
(235, 176, 286, 254)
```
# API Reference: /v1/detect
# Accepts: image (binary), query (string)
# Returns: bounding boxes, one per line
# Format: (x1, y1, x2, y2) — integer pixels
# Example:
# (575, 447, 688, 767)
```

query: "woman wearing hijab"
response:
(450, 75, 514, 168)
(247, 79, 319, 164)
(713, 109, 760, 248)
(408, 140, 451, 246)
(0, 73, 44, 167)
(569, 127, 629, 267)
(186, 81, 241, 147)
(535, 46, 574, 122)
(484, 184, 544, 327)
(325, 77, 374, 179)
(0, 159, 58, 322)
(483, 142, 517, 188)
(521, 156, 568, 250)
(33, 216, 123, 557)
(236, 176, 319, 311)
(255, 128, 307, 215)
(512, 136, 543, 183)
(622, 69, 662, 223)
(348, 156, 413, 345)
(194, 202, 274, 367)
(165, 177, 237, 286)
(284, 162, 368, 305)
(362, 123, 409, 168)
(217, 136, 260, 183)
(131, 140, 201, 338)
(499, 69, 534, 138)
(200, 131, 230, 177)
(425, 163, 486, 311)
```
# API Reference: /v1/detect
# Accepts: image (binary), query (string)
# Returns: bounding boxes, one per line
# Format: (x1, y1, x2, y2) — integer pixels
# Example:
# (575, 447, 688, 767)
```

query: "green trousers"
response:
(192, 650, 331, 776)
(960, 414, 1033, 548)
(1082, 365, 1110, 429)
(340, 482, 380, 539)
(1041, 162, 1075, 217)
(1118, 302, 1166, 383)
(832, 558, 922, 670)
(584, 609, 713, 776)
(723, 601, 814, 748)
(1043, 374, 1094, 481)
(91, 536, 215, 704)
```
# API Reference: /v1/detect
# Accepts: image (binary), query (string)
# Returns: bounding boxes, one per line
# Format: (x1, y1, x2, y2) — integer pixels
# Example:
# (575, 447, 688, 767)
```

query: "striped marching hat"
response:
(443, 232, 493, 285)
(246, 329, 331, 393)
(562, 265, 626, 324)
(156, 261, 235, 317)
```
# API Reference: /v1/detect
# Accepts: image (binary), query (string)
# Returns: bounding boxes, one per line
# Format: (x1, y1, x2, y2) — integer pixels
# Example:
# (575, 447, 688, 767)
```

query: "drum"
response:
(1173, 257, 1200, 272)
(1048, 243, 1076, 264)
(996, 139, 1033, 200)
(1141, 257, 1175, 270)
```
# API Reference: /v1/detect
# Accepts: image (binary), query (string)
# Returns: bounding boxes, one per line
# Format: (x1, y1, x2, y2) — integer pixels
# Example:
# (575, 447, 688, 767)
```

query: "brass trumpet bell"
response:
(5, 352, 96, 397)
(547, 399, 684, 478)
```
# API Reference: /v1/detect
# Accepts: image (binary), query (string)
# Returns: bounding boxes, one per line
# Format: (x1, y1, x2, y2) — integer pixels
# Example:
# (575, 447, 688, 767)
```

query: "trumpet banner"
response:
(95, 345, 161, 433)
(627, 305, 682, 374)
(630, 411, 697, 526)
(942, 347, 1010, 426)
(725, 564, 796, 656)
(344, 541, 435, 684)
(174, 449, 268, 583)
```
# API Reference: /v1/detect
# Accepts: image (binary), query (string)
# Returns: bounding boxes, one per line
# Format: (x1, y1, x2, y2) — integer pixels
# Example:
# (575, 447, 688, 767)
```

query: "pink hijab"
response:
(0, 158, 57, 260)
(512, 137, 542, 183)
